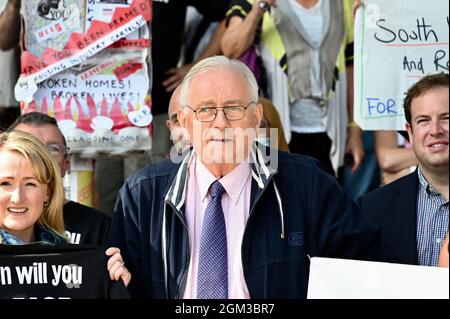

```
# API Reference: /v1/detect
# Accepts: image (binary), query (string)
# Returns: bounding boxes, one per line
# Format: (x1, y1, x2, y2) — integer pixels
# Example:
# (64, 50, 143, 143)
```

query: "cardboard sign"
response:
(354, 0, 449, 130)
(17, 0, 153, 156)
(19, 0, 151, 85)
(307, 257, 449, 299)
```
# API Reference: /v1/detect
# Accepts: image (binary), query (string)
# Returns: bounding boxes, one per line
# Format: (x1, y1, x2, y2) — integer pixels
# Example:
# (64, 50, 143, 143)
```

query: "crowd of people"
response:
(0, 0, 448, 299)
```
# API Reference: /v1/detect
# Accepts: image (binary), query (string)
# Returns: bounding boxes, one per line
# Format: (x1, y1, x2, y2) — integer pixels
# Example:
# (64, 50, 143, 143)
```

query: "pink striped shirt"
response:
(181, 156, 252, 299)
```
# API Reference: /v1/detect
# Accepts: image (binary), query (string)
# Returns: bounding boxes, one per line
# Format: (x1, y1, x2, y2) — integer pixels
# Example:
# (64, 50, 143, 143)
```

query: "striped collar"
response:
(417, 167, 448, 202)
(164, 142, 277, 210)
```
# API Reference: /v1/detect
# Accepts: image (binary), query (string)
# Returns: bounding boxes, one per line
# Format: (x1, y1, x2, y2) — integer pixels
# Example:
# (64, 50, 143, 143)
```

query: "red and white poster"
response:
(16, 0, 153, 156)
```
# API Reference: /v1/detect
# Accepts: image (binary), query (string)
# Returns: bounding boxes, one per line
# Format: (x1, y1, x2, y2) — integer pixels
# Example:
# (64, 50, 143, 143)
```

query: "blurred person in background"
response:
(375, 130, 418, 185)
(222, 0, 364, 177)
(257, 97, 290, 152)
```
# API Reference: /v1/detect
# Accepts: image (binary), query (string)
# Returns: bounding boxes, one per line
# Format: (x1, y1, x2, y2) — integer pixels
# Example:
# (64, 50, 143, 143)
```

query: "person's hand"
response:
(345, 127, 365, 173)
(8, 0, 21, 8)
(438, 233, 449, 268)
(163, 63, 193, 93)
(251, 0, 277, 15)
(106, 247, 131, 287)
(352, 0, 362, 18)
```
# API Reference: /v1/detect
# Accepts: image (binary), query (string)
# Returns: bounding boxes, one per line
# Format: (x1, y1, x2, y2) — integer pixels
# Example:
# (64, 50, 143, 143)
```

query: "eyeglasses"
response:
(46, 143, 69, 157)
(185, 101, 256, 122)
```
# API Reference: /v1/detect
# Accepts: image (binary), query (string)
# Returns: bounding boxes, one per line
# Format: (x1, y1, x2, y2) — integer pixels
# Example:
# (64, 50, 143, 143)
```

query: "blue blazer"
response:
(357, 172, 419, 265)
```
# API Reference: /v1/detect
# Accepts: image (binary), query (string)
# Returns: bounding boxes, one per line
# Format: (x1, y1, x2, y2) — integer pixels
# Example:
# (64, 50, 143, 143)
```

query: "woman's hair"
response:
(258, 97, 290, 153)
(0, 131, 65, 237)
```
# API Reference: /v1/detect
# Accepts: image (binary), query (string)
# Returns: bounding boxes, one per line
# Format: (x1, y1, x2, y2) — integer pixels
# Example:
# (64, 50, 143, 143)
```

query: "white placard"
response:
(307, 257, 449, 299)
(354, 0, 449, 130)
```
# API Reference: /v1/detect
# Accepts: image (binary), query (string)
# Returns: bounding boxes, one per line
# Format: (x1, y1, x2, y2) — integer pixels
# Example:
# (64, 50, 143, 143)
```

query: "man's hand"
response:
(439, 233, 449, 268)
(345, 127, 365, 173)
(163, 63, 193, 93)
(106, 247, 131, 287)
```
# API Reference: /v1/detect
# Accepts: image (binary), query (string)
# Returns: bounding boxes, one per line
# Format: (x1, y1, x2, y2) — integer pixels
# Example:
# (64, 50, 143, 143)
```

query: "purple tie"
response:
(197, 180, 228, 299)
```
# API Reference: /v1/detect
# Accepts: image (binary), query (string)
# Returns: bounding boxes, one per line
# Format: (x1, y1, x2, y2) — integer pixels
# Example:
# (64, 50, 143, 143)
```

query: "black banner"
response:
(0, 243, 129, 299)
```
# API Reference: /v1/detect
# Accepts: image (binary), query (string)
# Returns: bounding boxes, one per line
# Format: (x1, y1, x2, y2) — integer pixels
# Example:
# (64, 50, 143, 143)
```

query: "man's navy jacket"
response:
(108, 145, 382, 298)
(357, 172, 420, 265)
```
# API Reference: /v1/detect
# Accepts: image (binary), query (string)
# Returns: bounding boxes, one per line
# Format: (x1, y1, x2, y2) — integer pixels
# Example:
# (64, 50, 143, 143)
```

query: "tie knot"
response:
(210, 181, 225, 198)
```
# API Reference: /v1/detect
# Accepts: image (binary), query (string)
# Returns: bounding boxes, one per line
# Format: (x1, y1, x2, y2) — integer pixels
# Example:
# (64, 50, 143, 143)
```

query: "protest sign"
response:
(16, 0, 153, 156)
(0, 244, 130, 299)
(307, 257, 449, 299)
(354, 0, 449, 130)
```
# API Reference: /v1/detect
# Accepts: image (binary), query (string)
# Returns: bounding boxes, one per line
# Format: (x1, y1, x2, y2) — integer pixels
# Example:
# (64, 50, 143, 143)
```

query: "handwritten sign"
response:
(354, 0, 449, 130)
(18, 0, 153, 156)
(16, 0, 152, 100)
(23, 49, 152, 155)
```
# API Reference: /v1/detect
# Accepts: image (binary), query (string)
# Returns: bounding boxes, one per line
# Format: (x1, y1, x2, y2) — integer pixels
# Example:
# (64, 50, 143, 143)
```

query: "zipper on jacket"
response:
(165, 201, 191, 299)
(241, 172, 283, 297)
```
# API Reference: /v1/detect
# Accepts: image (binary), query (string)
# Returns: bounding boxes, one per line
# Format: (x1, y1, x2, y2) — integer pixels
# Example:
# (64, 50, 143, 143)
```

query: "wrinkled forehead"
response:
(187, 69, 252, 105)
(14, 123, 66, 146)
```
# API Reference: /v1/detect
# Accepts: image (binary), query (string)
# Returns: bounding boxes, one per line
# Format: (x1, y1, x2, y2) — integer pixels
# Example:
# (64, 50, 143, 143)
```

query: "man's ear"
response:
(166, 120, 171, 130)
(406, 122, 413, 146)
(61, 158, 70, 178)
(178, 109, 187, 129)
(254, 103, 264, 130)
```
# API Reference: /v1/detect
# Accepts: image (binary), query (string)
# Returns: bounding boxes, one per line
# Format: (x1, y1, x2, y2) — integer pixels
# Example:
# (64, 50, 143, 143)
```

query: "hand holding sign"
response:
(105, 247, 131, 287)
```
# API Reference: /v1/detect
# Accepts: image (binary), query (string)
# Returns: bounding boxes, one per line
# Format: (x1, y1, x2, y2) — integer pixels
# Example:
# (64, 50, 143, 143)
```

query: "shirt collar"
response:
(417, 167, 448, 202)
(219, 159, 251, 203)
(195, 157, 218, 202)
(195, 156, 251, 203)
(166, 143, 277, 209)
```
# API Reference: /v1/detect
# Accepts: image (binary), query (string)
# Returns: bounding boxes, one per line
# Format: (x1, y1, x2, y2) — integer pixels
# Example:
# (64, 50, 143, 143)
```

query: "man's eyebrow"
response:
(196, 99, 244, 106)
(45, 141, 65, 147)
(196, 99, 216, 106)
(414, 114, 430, 119)
(223, 99, 243, 105)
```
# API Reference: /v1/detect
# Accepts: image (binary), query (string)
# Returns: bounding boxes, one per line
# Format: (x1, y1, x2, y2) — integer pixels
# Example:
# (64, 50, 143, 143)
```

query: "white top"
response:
(288, 0, 327, 133)
(288, 0, 324, 47)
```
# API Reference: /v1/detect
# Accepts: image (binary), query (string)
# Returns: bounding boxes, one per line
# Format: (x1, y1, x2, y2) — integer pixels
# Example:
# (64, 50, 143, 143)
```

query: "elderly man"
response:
(108, 56, 380, 299)
(166, 86, 191, 158)
(358, 73, 449, 267)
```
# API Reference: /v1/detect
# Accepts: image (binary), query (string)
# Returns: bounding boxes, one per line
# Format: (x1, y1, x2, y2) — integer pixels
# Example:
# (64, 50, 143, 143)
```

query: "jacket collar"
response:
(164, 142, 277, 211)
(389, 171, 420, 264)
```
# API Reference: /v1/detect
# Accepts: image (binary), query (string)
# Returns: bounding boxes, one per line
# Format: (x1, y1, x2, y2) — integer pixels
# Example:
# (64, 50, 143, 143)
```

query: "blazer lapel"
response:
(387, 173, 419, 264)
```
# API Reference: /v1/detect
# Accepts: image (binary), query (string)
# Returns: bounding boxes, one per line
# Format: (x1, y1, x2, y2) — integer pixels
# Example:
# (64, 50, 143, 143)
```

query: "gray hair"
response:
(180, 56, 259, 108)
